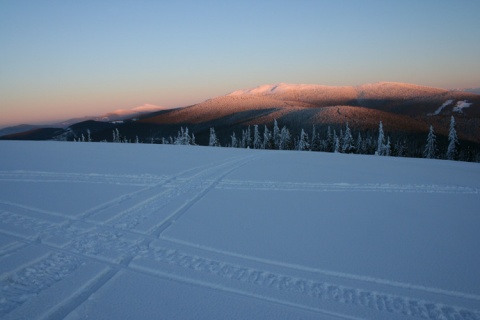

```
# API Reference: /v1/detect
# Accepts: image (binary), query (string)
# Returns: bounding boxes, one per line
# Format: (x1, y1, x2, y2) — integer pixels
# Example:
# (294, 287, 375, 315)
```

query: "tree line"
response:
(165, 116, 465, 161)
(74, 116, 476, 162)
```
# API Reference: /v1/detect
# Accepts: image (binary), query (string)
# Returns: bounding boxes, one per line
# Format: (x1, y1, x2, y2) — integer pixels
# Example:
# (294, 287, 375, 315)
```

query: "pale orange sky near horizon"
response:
(1, 1, 479, 128)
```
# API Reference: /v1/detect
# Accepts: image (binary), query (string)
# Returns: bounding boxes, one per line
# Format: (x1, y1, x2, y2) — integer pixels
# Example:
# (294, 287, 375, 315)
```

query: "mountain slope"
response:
(138, 82, 480, 143)
(2, 82, 480, 147)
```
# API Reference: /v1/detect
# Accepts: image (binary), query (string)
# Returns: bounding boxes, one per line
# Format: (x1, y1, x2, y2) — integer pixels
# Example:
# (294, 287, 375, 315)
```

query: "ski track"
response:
(0, 154, 479, 319)
(217, 180, 480, 194)
(0, 171, 168, 186)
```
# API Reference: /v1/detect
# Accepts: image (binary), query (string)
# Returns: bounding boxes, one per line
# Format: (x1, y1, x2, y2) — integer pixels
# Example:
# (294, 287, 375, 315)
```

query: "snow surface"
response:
(453, 100, 472, 113)
(0, 141, 479, 320)
(431, 100, 453, 115)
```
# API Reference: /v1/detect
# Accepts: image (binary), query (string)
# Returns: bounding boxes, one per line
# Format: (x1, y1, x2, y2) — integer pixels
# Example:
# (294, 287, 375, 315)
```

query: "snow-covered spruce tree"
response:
(446, 116, 459, 160)
(394, 139, 406, 157)
(273, 119, 281, 149)
(376, 121, 386, 156)
(355, 132, 363, 154)
(174, 128, 183, 145)
(326, 126, 334, 152)
(240, 130, 246, 148)
(253, 125, 262, 149)
(333, 130, 340, 153)
(209, 127, 220, 147)
(342, 122, 354, 153)
(184, 127, 191, 145)
(423, 125, 438, 159)
(87, 129, 92, 142)
(310, 125, 320, 151)
(263, 125, 273, 149)
(279, 126, 290, 150)
(385, 136, 391, 156)
(298, 128, 310, 151)
(112, 128, 121, 143)
(135, 136, 139, 144)
(230, 132, 238, 148)
(246, 126, 252, 149)
(191, 133, 196, 145)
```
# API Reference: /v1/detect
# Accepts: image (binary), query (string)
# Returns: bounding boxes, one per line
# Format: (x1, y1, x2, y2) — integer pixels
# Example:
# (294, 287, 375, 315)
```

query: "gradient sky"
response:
(1, 0, 480, 127)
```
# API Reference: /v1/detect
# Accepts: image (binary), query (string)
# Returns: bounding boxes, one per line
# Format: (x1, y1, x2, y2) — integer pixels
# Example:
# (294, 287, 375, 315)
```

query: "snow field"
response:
(0, 141, 479, 319)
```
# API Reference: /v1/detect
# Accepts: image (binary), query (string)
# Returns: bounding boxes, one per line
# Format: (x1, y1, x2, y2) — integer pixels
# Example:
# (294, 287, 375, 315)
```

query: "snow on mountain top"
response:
(227, 82, 448, 100)
(96, 104, 175, 121)
(105, 104, 168, 116)
(453, 88, 480, 95)
(227, 83, 353, 96)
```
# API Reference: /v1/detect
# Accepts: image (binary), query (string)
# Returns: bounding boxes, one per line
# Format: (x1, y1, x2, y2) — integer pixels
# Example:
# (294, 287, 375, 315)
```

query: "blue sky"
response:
(1, 0, 480, 126)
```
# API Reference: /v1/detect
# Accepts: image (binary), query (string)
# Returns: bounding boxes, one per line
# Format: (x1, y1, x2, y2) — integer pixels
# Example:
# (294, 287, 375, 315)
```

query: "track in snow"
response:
(0, 151, 479, 320)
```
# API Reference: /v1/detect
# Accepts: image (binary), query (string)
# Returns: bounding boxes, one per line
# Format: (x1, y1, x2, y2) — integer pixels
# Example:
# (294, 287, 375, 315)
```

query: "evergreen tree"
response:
(253, 125, 262, 149)
(446, 116, 459, 160)
(246, 126, 252, 148)
(273, 119, 281, 149)
(263, 125, 273, 149)
(209, 127, 220, 147)
(231, 132, 238, 148)
(342, 122, 354, 153)
(279, 126, 291, 150)
(87, 129, 92, 142)
(376, 121, 386, 156)
(326, 126, 334, 152)
(191, 133, 196, 145)
(385, 136, 391, 156)
(394, 139, 406, 157)
(310, 125, 320, 151)
(423, 125, 438, 159)
(298, 128, 310, 151)
(240, 130, 247, 148)
(355, 132, 363, 154)
(112, 128, 121, 143)
(333, 130, 340, 153)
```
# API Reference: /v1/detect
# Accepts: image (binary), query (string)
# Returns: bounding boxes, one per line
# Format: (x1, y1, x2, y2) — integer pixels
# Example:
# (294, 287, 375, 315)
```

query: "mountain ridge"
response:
(2, 82, 480, 152)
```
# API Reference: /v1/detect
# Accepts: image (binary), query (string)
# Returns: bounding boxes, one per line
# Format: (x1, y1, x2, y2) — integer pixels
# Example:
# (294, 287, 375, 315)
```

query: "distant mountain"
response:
(50, 104, 169, 127)
(0, 104, 168, 138)
(2, 83, 480, 148)
(0, 124, 49, 137)
(92, 104, 172, 122)
(137, 82, 480, 143)
(455, 88, 480, 95)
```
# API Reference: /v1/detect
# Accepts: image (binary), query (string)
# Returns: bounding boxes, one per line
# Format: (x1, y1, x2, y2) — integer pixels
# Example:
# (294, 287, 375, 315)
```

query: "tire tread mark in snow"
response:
(0, 253, 84, 318)
(164, 237, 480, 302)
(137, 246, 480, 320)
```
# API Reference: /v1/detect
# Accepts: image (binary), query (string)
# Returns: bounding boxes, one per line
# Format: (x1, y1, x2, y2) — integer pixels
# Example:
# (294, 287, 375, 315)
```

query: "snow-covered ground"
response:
(0, 141, 479, 320)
